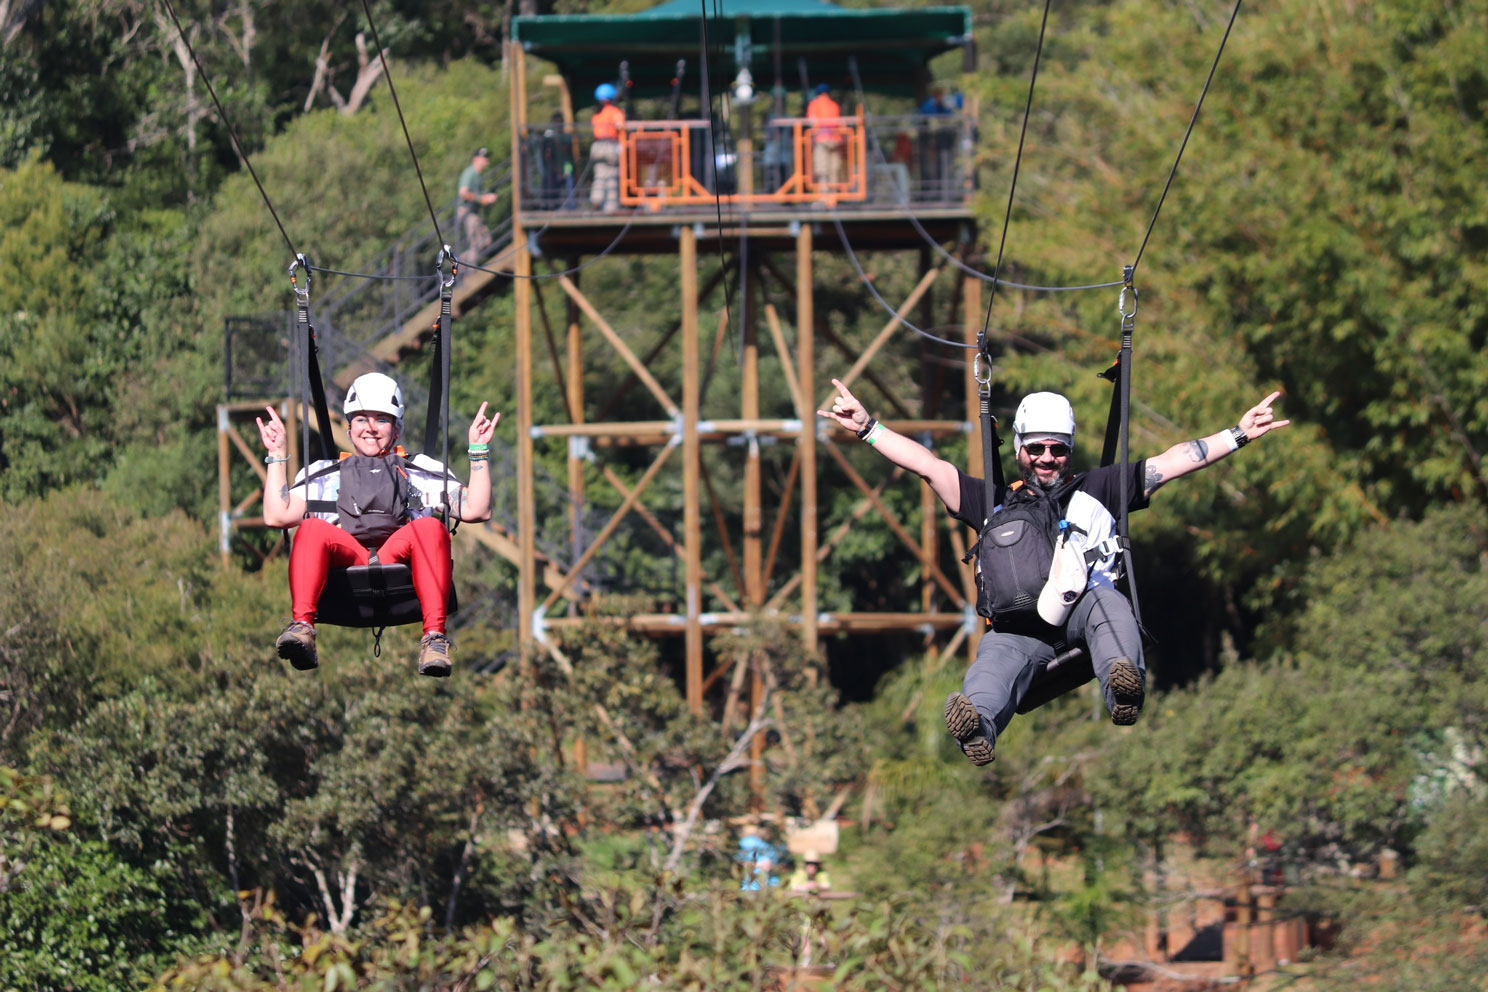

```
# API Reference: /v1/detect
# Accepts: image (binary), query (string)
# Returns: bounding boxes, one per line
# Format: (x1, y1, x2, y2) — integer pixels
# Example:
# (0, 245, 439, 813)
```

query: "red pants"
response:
(289, 516, 451, 634)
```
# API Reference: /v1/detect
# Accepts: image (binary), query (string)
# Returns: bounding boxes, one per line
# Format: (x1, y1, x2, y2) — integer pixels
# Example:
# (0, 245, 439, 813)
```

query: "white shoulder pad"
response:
(408, 452, 461, 482)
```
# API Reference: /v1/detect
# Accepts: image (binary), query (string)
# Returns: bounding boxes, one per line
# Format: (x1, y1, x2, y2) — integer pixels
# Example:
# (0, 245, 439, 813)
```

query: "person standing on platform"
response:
(806, 82, 845, 194)
(590, 83, 626, 212)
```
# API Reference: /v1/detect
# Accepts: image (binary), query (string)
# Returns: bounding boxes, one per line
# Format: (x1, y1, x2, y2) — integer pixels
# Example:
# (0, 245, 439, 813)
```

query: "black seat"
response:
(314, 564, 458, 629)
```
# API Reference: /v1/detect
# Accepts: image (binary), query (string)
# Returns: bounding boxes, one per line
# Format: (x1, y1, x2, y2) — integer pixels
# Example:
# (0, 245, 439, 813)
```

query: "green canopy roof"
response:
(512, 0, 973, 100)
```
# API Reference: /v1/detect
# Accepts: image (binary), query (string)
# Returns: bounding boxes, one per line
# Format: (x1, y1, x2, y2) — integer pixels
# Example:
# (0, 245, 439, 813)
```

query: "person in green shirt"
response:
(456, 147, 498, 258)
(788, 851, 832, 893)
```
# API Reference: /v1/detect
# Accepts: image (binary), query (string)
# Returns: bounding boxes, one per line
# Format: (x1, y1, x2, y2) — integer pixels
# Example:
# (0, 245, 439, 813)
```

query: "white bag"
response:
(1037, 524, 1088, 626)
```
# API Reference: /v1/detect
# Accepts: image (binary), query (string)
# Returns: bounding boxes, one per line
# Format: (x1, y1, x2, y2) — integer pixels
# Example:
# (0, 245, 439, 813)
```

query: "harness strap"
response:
(1082, 534, 1130, 567)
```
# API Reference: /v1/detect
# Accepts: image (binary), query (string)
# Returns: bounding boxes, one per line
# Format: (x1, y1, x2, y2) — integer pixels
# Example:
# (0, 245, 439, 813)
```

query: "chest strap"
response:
(1082, 535, 1131, 566)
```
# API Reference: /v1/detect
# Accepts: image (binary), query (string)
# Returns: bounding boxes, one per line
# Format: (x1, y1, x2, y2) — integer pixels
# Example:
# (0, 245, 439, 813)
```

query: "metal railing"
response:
(518, 112, 976, 215)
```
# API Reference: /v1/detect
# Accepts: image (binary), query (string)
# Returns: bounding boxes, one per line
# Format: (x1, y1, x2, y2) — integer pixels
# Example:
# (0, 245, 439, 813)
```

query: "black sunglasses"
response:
(1023, 442, 1070, 458)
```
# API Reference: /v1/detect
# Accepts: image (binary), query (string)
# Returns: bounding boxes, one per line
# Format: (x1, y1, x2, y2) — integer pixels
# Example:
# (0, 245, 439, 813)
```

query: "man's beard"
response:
(1022, 466, 1062, 492)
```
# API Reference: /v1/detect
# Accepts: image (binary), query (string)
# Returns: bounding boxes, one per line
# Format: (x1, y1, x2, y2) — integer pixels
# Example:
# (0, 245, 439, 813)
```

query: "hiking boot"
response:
(1108, 658, 1145, 726)
(944, 692, 995, 766)
(418, 632, 453, 678)
(276, 620, 318, 671)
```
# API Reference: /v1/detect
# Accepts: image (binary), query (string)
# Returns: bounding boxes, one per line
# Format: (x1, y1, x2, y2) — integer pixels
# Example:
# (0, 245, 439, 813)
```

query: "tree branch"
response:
(664, 703, 773, 874)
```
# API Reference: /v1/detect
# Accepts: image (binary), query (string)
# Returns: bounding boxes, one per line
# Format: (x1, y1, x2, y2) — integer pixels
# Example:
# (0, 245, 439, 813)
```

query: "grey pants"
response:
(962, 585, 1143, 742)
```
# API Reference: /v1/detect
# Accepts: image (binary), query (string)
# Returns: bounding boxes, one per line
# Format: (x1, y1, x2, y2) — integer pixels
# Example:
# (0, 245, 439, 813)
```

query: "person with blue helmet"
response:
(590, 82, 626, 212)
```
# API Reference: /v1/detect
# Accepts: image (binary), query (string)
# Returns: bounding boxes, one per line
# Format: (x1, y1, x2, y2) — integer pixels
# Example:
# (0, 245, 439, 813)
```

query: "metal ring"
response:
(1118, 284, 1138, 320)
(973, 352, 993, 386)
(436, 246, 457, 291)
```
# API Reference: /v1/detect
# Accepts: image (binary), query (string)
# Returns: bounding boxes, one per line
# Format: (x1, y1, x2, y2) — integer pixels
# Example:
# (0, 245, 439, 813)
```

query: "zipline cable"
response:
(699, 0, 736, 328)
(357, 0, 446, 248)
(831, 214, 977, 350)
(977, 0, 1055, 350)
(1130, 0, 1244, 275)
(157, 0, 297, 259)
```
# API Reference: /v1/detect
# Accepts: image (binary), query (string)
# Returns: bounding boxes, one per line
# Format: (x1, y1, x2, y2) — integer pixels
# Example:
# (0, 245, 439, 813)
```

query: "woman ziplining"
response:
(256, 372, 500, 677)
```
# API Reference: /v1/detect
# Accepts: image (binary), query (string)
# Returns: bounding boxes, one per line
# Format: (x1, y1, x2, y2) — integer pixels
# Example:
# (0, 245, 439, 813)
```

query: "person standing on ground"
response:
(590, 83, 626, 212)
(456, 148, 499, 259)
(817, 379, 1289, 765)
(789, 851, 832, 893)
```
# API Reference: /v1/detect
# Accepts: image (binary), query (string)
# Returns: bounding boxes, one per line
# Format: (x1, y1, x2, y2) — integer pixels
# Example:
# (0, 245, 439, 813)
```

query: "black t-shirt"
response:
(950, 461, 1150, 530)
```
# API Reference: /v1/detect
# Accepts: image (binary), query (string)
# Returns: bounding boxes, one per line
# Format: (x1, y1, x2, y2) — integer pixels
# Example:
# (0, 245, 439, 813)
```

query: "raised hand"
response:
(255, 405, 288, 457)
(1239, 391, 1291, 441)
(468, 402, 501, 445)
(815, 378, 871, 433)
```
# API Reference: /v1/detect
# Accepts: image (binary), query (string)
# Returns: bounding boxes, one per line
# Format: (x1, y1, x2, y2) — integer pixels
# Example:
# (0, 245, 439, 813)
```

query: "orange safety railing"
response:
(617, 112, 869, 209)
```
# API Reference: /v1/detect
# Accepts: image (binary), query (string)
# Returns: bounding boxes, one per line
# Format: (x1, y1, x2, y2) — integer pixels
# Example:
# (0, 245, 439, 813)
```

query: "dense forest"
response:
(2, 0, 1486, 988)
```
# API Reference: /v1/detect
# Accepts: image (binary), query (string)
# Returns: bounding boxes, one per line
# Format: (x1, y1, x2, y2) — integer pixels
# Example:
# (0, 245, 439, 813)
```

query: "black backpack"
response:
(969, 476, 1081, 628)
(335, 454, 415, 547)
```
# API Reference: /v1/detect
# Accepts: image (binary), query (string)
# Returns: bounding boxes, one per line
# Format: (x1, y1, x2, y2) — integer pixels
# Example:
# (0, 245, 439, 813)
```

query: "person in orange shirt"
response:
(590, 83, 626, 212)
(805, 83, 845, 193)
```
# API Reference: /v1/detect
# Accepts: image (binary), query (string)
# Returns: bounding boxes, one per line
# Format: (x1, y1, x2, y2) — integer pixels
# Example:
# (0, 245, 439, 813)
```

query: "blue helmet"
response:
(814, 82, 831, 95)
(595, 82, 618, 102)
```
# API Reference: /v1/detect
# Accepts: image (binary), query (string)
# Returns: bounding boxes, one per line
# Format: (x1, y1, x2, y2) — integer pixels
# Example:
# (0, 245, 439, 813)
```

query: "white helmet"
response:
(343, 372, 405, 421)
(1013, 391, 1075, 450)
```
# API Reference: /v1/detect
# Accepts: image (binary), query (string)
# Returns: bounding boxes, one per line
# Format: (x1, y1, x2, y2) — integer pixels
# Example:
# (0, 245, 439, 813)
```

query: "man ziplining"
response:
(256, 372, 499, 677)
(817, 380, 1289, 764)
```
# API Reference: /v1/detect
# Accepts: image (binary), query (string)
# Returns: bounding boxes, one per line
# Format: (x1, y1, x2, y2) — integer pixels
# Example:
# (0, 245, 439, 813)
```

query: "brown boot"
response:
(944, 692, 995, 766)
(1108, 658, 1145, 726)
(418, 632, 453, 678)
(276, 620, 318, 671)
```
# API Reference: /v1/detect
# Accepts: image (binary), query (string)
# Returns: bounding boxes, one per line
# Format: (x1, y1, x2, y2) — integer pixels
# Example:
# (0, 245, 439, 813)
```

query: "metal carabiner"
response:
(973, 351, 993, 389)
(287, 253, 312, 306)
(436, 245, 458, 292)
(1117, 264, 1137, 321)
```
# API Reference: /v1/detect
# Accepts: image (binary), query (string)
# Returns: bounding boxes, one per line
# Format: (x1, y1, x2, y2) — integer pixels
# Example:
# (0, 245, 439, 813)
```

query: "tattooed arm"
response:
(255, 405, 308, 528)
(1142, 391, 1291, 499)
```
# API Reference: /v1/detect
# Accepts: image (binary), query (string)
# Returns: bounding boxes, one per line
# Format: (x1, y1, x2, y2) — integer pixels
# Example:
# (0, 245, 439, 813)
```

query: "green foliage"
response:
(1093, 503, 1488, 865)
(147, 879, 1109, 992)
(0, 834, 183, 992)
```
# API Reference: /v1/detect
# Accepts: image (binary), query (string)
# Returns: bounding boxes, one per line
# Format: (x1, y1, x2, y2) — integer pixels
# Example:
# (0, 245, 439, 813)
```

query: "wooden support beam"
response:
(761, 446, 799, 597)
(797, 225, 818, 662)
(601, 465, 742, 614)
(762, 303, 803, 415)
(566, 266, 586, 612)
(816, 266, 940, 412)
(531, 275, 572, 422)
(815, 319, 914, 420)
(766, 467, 901, 612)
(757, 255, 914, 420)
(681, 225, 703, 714)
(511, 41, 535, 662)
(540, 442, 676, 613)
(592, 266, 726, 423)
(559, 274, 681, 418)
(217, 408, 231, 566)
(699, 456, 745, 603)
(225, 422, 269, 486)
(823, 443, 966, 607)
(543, 612, 965, 634)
